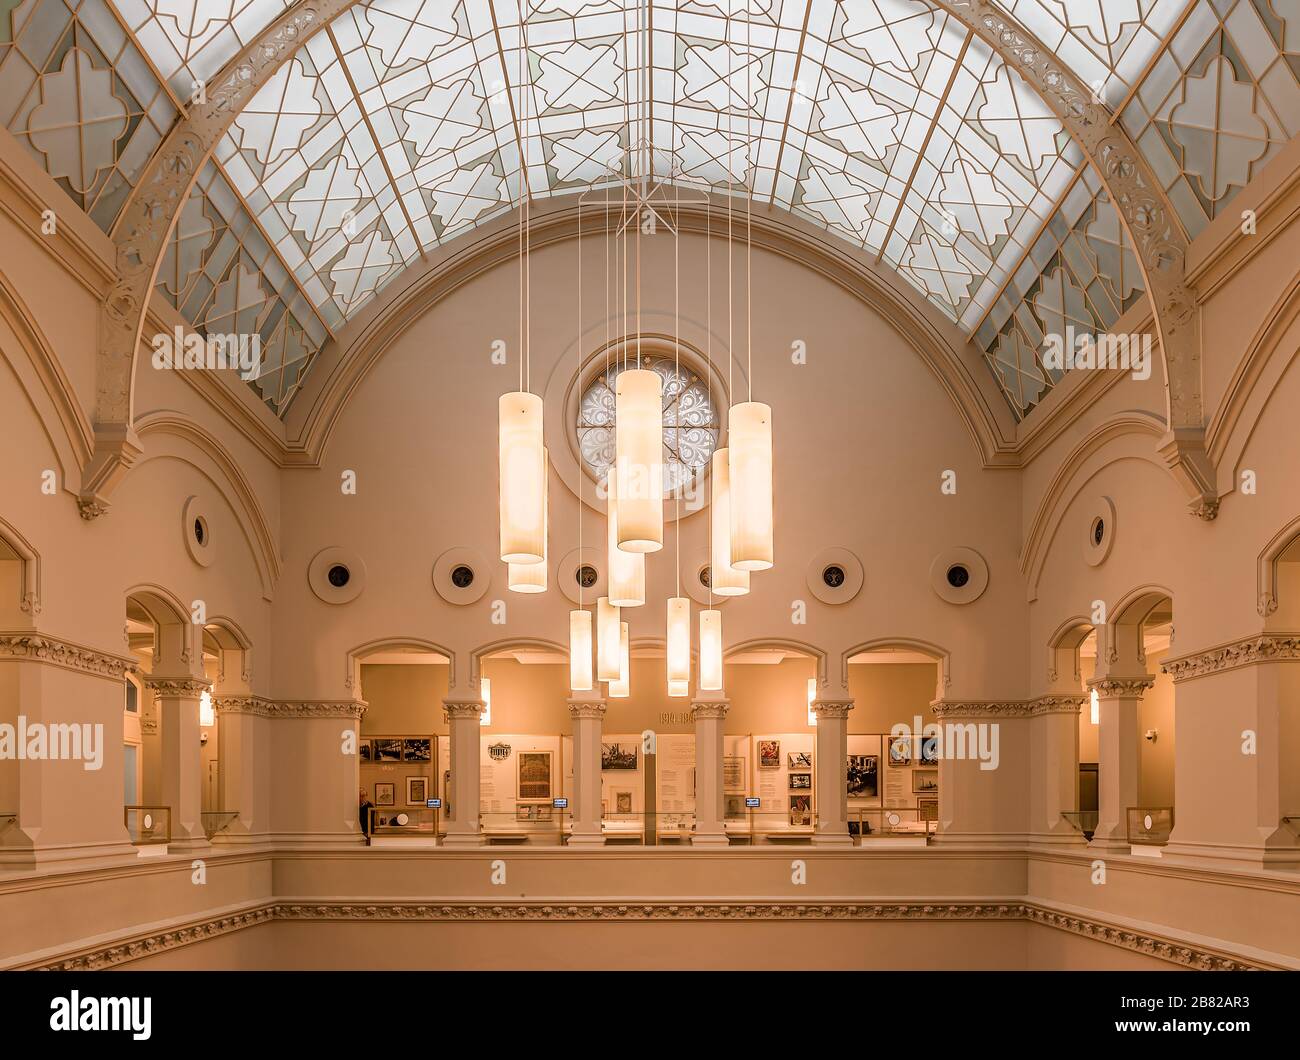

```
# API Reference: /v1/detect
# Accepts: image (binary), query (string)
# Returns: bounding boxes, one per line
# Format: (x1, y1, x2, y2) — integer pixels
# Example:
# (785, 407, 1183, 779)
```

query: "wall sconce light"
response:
(1144, 728, 1158, 742)
(1089, 688, 1099, 725)
(199, 689, 215, 727)
(480, 677, 491, 726)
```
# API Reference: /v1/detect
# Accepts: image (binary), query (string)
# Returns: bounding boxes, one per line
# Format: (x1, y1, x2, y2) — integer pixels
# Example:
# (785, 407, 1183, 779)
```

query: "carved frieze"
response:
(0, 633, 135, 681)
(1162, 634, 1300, 683)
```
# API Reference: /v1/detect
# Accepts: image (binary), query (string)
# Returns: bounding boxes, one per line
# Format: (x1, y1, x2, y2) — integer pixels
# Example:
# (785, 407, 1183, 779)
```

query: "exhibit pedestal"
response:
(691, 696, 729, 847)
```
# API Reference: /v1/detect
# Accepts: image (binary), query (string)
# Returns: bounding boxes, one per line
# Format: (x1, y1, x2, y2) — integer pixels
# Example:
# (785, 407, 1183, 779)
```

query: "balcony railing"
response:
(201, 811, 240, 838)
(1061, 811, 1099, 840)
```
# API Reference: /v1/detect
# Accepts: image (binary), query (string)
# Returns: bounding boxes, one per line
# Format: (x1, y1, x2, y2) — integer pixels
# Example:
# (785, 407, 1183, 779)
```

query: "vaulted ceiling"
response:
(2, 0, 1296, 417)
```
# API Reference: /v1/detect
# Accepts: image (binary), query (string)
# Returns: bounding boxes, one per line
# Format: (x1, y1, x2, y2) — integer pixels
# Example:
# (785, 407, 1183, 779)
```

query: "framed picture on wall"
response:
(403, 738, 432, 762)
(887, 736, 913, 766)
(375, 783, 395, 806)
(725, 795, 747, 820)
(406, 777, 428, 805)
(758, 740, 780, 769)
(359, 740, 373, 762)
(789, 772, 812, 790)
(516, 803, 553, 822)
(517, 750, 552, 800)
(787, 751, 811, 769)
(788, 794, 811, 826)
(373, 739, 402, 763)
(912, 769, 939, 794)
(614, 790, 633, 815)
(920, 735, 939, 764)
(917, 798, 939, 822)
(601, 742, 638, 770)
(723, 756, 745, 791)
(847, 754, 878, 797)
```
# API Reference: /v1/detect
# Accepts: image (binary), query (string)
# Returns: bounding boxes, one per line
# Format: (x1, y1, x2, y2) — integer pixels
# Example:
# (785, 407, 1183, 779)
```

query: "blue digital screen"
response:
(552, 797, 568, 809)
(744, 797, 760, 808)
(426, 798, 442, 808)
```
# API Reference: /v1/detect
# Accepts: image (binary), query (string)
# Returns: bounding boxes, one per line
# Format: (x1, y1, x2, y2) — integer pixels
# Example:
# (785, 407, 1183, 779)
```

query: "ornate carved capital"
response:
(810, 699, 853, 719)
(213, 695, 268, 716)
(443, 699, 485, 720)
(0, 632, 136, 681)
(567, 700, 608, 720)
(1162, 634, 1300, 683)
(143, 677, 211, 698)
(1086, 677, 1154, 698)
(138, 716, 159, 734)
(1027, 694, 1087, 717)
(690, 700, 730, 720)
(931, 700, 1034, 719)
(271, 700, 367, 719)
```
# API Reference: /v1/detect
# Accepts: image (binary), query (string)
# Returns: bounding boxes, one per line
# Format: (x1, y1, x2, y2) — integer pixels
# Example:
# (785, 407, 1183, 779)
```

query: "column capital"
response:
(931, 699, 1032, 718)
(1087, 677, 1154, 698)
(143, 676, 211, 698)
(810, 699, 853, 719)
(567, 699, 607, 719)
(690, 698, 730, 719)
(442, 698, 485, 720)
(1027, 694, 1087, 716)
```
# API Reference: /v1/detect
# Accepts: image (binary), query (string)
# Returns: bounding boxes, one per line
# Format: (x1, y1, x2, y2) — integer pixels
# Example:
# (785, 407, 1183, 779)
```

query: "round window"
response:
(327, 564, 351, 588)
(576, 355, 720, 496)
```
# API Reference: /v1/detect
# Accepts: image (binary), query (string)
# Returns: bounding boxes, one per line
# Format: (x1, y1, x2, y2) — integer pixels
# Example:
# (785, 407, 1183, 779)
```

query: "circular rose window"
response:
(576, 356, 720, 495)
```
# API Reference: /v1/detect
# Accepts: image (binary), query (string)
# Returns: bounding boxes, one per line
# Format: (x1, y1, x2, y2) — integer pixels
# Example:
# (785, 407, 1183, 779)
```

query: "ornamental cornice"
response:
(1086, 678, 1155, 698)
(690, 701, 730, 720)
(1162, 634, 1300, 683)
(443, 699, 485, 720)
(143, 677, 212, 698)
(567, 700, 607, 720)
(931, 700, 1034, 719)
(31, 900, 1267, 972)
(1027, 695, 1087, 717)
(810, 700, 853, 719)
(213, 696, 367, 719)
(0, 632, 135, 681)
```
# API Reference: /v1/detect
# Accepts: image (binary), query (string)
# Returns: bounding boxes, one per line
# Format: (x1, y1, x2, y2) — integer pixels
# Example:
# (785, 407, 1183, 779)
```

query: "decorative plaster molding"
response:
(690, 701, 730, 720)
(31, 900, 1267, 972)
(1027, 695, 1087, 717)
(138, 716, 158, 734)
(1162, 635, 1300, 683)
(443, 700, 485, 720)
(143, 677, 212, 698)
(1087, 678, 1155, 698)
(213, 696, 367, 719)
(0, 632, 135, 681)
(567, 700, 608, 720)
(931, 700, 1035, 719)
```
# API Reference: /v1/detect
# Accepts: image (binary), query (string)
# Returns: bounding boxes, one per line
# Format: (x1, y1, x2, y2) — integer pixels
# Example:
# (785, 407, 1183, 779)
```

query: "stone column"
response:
(567, 694, 606, 847)
(442, 698, 485, 847)
(1088, 677, 1152, 851)
(690, 695, 730, 847)
(212, 696, 269, 844)
(1028, 694, 1088, 845)
(144, 676, 212, 853)
(929, 701, 1033, 845)
(810, 699, 853, 846)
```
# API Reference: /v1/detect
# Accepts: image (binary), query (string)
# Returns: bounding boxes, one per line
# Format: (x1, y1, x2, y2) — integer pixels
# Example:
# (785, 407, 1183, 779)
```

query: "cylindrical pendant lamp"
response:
(710, 450, 749, 595)
(666, 596, 690, 689)
(606, 468, 645, 606)
(597, 597, 621, 682)
(608, 621, 630, 698)
(699, 609, 723, 691)
(728, 402, 773, 571)
(508, 449, 548, 591)
(614, 367, 663, 553)
(569, 609, 593, 692)
(498, 392, 546, 563)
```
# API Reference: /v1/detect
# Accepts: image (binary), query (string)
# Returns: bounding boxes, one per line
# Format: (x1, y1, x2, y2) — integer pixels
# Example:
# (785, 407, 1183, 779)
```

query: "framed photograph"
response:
(788, 794, 811, 827)
(758, 740, 780, 769)
(517, 750, 552, 800)
(723, 755, 745, 791)
(920, 735, 939, 765)
(917, 798, 939, 822)
(789, 772, 812, 790)
(402, 738, 432, 762)
(724, 794, 747, 820)
(601, 742, 638, 770)
(515, 803, 553, 822)
(787, 751, 811, 770)
(358, 740, 373, 762)
(615, 790, 633, 815)
(373, 738, 402, 763)
(912, 769, 939, 794)
(406, 776, 428, 805)
(847, 754, 878, 797)
(887, 736, 913, 766)
(374, 782, 395, 806)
